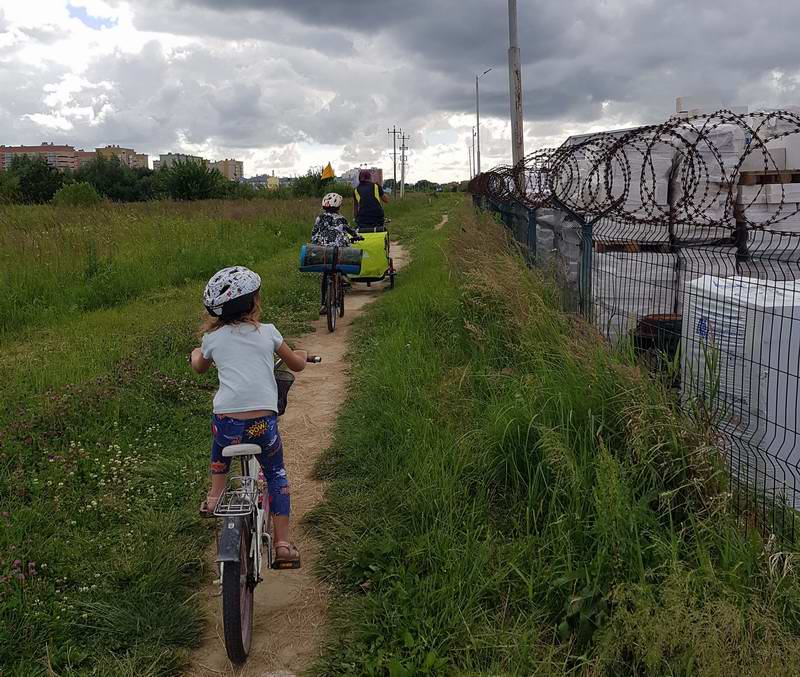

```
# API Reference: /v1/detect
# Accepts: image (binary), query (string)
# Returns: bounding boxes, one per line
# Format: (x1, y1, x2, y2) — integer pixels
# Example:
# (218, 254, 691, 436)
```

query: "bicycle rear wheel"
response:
(221, 518, 254, 664)
(337, 274, 345, 318)
(326, 275, 337, 332)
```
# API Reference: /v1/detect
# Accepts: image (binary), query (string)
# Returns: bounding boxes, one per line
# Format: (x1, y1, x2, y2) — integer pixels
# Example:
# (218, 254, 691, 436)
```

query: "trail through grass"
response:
(309, 201, 800, 675)
(0, 194, 453, 675)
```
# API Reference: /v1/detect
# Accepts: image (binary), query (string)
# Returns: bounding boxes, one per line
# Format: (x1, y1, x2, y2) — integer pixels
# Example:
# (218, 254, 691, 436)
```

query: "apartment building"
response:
(0, 143, 83, 171)
(76, 150, 97, 168)
(341, 166, 384, 187)
(153, 153, 206, 171)
(0, 143, 151, 172)
(210, 158, 244, 182)
(96, 145, 148, 169)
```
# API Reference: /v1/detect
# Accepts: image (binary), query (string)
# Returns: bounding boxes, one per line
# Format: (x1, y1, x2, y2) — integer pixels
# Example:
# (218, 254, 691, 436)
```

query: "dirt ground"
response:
(186, 243, 410, 677)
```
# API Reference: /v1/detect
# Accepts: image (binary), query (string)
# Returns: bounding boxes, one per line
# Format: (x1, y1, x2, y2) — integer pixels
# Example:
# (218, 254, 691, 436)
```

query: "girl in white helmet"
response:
(190, 265, 307, 567)
(311, 192, 359, 247)
(311, 192, 360, 313)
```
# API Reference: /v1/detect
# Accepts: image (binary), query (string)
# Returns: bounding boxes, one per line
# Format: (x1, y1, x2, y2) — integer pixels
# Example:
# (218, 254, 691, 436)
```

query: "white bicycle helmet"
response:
(203, 266, 261, 319)
(322, 192, 343, 209)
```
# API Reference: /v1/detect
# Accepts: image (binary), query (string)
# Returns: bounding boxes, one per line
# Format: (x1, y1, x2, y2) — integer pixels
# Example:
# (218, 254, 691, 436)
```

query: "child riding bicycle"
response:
(311, 192, 361, 314)
(190, 266, 307, 568)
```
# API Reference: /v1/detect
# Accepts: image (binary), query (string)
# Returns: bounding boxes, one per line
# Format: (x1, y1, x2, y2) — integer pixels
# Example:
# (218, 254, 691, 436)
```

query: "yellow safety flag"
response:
(321, 163, 335, 180)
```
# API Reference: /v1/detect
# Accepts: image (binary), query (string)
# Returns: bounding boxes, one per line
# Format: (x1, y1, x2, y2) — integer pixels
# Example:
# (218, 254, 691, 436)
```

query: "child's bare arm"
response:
(190, 348, 213, 374)
(276, 341, 307, 372)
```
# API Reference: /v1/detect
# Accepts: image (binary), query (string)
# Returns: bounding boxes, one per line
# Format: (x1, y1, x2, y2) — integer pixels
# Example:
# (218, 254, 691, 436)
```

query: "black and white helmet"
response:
(203, 266, 261, 319)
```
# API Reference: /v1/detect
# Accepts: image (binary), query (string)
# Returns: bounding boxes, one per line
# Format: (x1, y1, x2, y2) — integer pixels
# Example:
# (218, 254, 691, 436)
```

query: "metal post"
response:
(388, 126, 398, 195)
(475, 76, 481, 174)
(508, 0, 525, 167)
(399, 131, 409, 199)
(468, 142, 473, 178)
(579, 218, 593, 317)
(472, 126, 476, 177)
(527, 207, 537, 265)
(476, 68, 493, 176)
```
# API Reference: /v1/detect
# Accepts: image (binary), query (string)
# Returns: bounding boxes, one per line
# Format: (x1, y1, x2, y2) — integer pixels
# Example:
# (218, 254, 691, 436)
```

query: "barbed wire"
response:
(468, 109, 800, 232)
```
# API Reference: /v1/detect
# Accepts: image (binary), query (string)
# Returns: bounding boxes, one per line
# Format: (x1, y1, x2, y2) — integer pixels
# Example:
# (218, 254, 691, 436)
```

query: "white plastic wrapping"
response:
(592, 252, 677, 343)
(681, 275, 800, 505)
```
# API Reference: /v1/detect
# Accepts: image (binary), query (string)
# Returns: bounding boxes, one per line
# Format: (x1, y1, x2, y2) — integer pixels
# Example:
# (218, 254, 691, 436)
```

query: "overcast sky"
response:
(2, 1, 799, 182)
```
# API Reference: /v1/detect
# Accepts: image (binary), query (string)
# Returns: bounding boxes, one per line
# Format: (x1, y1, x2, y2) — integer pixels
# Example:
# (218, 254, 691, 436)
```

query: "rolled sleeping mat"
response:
(299, 243, 363, 274)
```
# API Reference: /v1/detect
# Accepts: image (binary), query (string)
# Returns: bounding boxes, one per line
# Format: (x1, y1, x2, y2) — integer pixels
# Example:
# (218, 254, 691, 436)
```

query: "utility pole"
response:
(475, 75, 481, 175)
(472, 126, 477, 177)
(399, 131, 409, 198)
(508, 0, 525, 166)
(387, 126, 400, 195)
(468, 142, 473, 178)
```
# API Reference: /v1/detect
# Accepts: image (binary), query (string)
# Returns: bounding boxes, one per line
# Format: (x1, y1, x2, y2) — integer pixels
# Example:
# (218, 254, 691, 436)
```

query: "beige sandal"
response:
(273, 541, 301, 569)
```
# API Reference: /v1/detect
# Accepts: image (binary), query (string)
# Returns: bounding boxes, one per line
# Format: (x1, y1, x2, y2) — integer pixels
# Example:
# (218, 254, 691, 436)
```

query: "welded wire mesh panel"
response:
(681, 271, 800, 533)
(468, 108, 800, 541)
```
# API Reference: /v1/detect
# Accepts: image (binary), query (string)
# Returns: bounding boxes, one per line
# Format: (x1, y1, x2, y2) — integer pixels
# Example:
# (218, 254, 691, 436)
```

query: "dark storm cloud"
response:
(147, 0, 800, 125)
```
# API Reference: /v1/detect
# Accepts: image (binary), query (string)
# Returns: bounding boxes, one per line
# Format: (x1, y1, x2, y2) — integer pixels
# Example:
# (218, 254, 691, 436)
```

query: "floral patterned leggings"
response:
(210, 413, 290, 516)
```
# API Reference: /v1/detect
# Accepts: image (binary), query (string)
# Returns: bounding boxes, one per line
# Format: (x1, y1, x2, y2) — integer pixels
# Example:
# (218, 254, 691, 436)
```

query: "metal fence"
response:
(470, 110, 800, 542)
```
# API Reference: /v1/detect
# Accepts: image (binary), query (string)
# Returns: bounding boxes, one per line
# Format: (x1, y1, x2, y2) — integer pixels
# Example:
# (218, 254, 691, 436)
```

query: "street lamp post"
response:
(472, 126, 476, 177)
(475, 67, 492, 175)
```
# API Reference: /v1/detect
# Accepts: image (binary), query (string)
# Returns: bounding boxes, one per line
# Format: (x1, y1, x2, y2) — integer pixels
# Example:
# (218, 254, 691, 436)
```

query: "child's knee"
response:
(210, 460, 229, 475)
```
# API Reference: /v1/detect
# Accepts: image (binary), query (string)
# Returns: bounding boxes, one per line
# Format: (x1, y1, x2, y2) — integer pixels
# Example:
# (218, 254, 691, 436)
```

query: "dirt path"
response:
(187, 243, 410, 677)
(435, 213, 449, 230)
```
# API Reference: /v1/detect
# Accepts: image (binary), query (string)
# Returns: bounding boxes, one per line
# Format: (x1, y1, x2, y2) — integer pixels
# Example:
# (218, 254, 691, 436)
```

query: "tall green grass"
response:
(0, 198, 320, 340)
(0, 194, 452, 675)
(308, 203, 800, 675)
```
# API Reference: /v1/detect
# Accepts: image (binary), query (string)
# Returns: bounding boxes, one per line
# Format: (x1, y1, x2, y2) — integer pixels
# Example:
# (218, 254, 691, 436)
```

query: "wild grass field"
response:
(0, 199, 321, 340)
(7, 189, 794, 676)
(0, 192, 454, 675)
(308, 201, 800, 675)
(0, 196, 321, 675)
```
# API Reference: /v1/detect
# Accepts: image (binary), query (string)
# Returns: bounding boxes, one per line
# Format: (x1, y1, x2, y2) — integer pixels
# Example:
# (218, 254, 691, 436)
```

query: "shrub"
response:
(52, 181, 104, 207)
(0, 171, 20, 204)
(161, 160, 227, 201)
(8, 155, 64, 203)
(75, 156, 158, 202)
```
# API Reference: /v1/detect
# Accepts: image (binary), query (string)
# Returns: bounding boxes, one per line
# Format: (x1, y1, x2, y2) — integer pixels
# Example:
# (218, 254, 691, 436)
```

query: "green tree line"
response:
(0, 157, 384, 206)
(0, 155, 260, 205)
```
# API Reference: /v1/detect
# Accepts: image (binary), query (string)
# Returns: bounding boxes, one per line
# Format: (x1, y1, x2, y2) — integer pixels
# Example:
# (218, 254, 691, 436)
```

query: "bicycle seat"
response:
(222, 443, 262, 458)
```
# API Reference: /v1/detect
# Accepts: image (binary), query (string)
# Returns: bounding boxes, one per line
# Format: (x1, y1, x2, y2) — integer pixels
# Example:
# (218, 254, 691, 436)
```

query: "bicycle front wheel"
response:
(326, 275, 337, 332)
(221, 518, 254, 664)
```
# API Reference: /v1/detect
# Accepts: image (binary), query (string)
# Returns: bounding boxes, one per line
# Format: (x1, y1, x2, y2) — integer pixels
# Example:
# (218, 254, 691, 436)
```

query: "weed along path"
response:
(188, 242, 410, 677)
(435, 213, 449, 230)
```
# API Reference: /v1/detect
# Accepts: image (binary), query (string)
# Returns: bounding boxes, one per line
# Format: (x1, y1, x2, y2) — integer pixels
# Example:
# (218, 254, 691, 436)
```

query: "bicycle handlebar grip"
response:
(307, 355, 322, 363)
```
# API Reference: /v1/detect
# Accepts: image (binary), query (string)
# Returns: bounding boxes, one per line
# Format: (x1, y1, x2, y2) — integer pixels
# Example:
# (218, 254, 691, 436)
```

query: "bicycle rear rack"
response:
(213, 476, 259, 517)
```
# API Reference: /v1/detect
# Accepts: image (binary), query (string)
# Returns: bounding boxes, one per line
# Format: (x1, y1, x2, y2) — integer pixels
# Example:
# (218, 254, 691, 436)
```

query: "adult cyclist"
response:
(353, 169, 389, 231)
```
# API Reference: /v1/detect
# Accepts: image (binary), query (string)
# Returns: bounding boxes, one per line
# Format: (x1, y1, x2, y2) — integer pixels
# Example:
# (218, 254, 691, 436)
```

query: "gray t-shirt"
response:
(201, 323, 284, 414)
